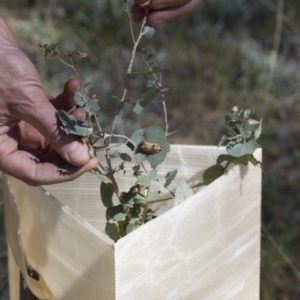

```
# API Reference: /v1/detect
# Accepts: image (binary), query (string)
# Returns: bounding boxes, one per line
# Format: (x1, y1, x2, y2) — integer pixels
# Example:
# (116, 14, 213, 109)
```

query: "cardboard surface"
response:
(4, 145, 262, 300)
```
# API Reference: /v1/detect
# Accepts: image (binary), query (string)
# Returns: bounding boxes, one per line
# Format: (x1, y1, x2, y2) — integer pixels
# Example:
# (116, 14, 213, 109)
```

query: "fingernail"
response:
(66, 141, 89, 166)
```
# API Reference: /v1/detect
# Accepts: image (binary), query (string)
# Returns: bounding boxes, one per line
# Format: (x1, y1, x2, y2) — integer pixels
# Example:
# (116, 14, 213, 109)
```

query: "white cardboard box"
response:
(4, 145, 262, 300)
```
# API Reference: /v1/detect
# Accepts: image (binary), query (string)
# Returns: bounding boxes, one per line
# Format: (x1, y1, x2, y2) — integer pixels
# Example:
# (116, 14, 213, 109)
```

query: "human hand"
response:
(0, 18, 98, 185)
(131, 0, 202, 26)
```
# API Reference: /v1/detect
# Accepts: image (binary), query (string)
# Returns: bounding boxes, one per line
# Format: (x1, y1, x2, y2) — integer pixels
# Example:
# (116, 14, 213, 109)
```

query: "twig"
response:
(147, 197, 173, 204)
(109, 10, 149, 142)
(124, 1, 136, 44)
(137, 52, 169, 133)
(103, 133, 135, 146)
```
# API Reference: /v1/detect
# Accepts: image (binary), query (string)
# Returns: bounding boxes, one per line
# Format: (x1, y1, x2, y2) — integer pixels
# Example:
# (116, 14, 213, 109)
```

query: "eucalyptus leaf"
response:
(58, 162, 71, 173)
(226, 139, 256, 157)
(100, 182, 114, 208)
(173, 181, 193, 207)
(106, 205, 126, 221)
(73, 92, 90, 107)
(254, 119, 262, 140)
(129, 217, 141, 225)
(133, 102, 144, 114)
(90, 169, 112, 184)
(137, 170, 159, 188)
(118, 221, 128, 238)
(133, 90, 165, 114)
(126, 223, 136, 235)
(143, 25, 155, 38)
(147, 190, 164, 202)
(164, 169, 178, 188)
(58, 110, 92, 137)
(105, 222, 120, 242)
(113, 212, 127, 222)
(110, 151, 121, 159)
(85, 99, 100, 112)
(132, 165, 141, 176)
(120, 153, 132, 162)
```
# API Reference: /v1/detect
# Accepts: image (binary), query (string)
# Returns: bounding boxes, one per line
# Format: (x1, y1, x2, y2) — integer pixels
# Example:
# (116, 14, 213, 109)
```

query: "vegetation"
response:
(1, 0, 300, 299)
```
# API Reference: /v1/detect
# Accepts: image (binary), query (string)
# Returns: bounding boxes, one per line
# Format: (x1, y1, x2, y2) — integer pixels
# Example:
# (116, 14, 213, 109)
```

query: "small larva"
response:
(137, 141, 163, 155)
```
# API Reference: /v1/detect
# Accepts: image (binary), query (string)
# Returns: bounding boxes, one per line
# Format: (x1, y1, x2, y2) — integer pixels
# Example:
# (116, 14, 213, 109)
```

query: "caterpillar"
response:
(137, 141, 163, 155)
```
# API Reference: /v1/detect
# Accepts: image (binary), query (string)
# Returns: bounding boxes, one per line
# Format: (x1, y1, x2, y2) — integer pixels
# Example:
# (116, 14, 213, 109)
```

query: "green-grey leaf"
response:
(58, 110, 92, 137)
(254, 119, 262, 140)
(132, 165, 141, 176)
(137, 170, 159, 188)
(226, 139, 256, 157)
(90, 169, 112, 184)
(147, 190, 164, 202)
(133, 90, 165, 114)
(143, 25, 155, 38)
(110, 151, 121, 159)
(113, 212, 126, 222)
(133, 102, 144, 114)
(173, 180, 193, 207)
(164, 169, 178, 188)
(129, 217, 141, 225)
(74, 92, 90, 107)
(85, 99, 100, 112)
(118, 220, 128, 237)
(105, 222, 120, 242)
(126, 223, 135, 235)
(120, 153, 132, 162)
(106, 205, 125, 221)
(58, 162, 71, 173)
(100, 182, 114, 208)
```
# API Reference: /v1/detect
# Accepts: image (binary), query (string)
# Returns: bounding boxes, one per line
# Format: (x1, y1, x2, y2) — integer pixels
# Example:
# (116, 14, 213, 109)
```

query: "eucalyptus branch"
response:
(147, 197, 173, 204)
(141, 203, 149, 224)
(109, 10, 148, 141)
(103, 134, 135, 146)
(137, 52, 169, 133)
(124, 1, 136, 44)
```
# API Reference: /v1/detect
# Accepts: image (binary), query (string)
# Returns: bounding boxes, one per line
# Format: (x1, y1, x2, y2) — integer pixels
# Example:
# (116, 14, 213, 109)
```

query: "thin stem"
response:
(147, 197, 173, 204)
(137, 52, 169, 133)
(103, 133, 135, 146)
(109, 11, 148, 141)
(141, 203, 149, 224)
(124, 1, 136, 44)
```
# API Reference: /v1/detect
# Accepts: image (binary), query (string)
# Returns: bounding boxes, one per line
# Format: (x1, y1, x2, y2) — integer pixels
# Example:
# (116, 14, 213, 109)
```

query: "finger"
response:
(17, 121, 48, 151)
(133, 0, 150, 7)
(132, 4, 146, 23)
(49, 78, 86, 121)
(147, 0, 201, 26)
(149, 0, 190, 10)
(5, 151, 99, 186)
(7, 51, 92, 167)
(0, 17, 19, 47)
(50, 78, 81, 111)
(0, 132, 99, 185)
(132, 0, 202, 26)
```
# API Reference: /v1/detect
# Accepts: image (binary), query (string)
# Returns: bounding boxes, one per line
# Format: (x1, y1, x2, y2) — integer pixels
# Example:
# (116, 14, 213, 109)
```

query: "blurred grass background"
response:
(1, 0, 300, 299)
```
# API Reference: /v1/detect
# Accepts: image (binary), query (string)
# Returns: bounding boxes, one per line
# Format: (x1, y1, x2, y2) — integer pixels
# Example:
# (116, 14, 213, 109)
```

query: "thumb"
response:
(15, 91, 91, 167)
